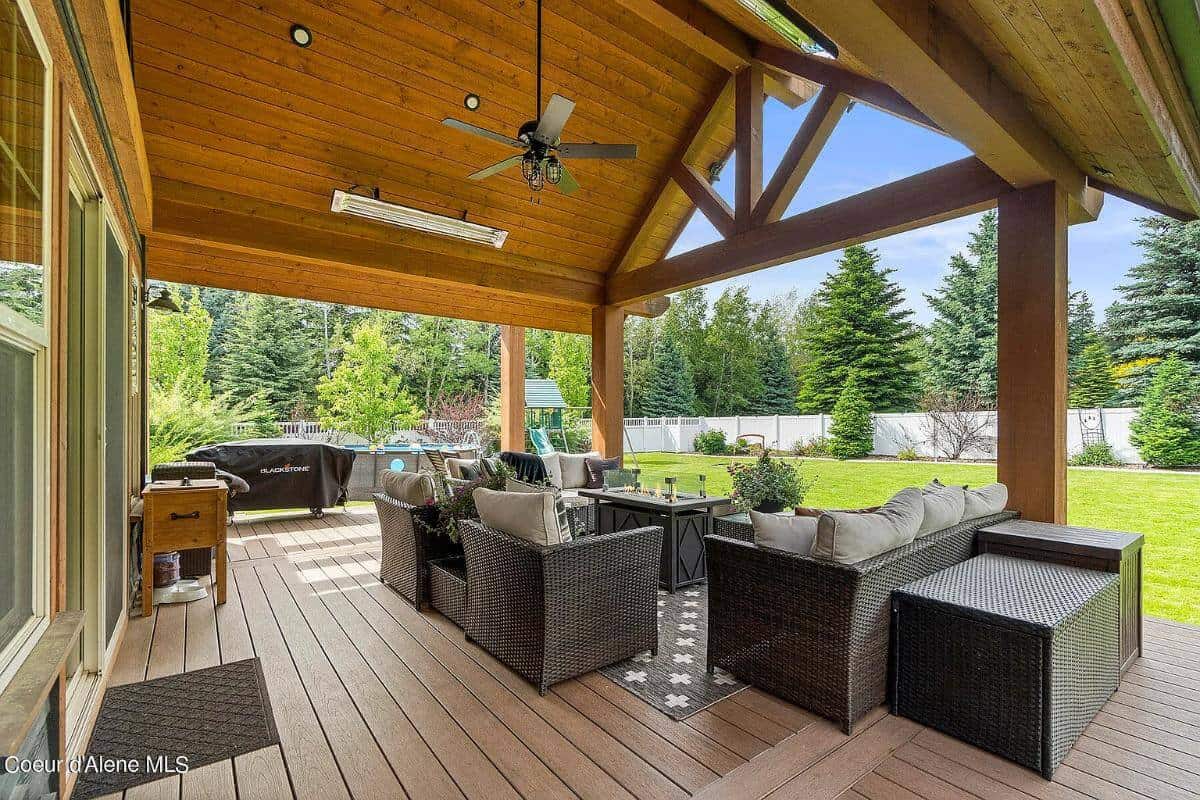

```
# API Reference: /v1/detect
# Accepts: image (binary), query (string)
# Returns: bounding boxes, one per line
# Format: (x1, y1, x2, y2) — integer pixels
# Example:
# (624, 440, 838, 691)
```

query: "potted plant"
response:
(728, 453, 812, 513)
(431, 461, 513, 542)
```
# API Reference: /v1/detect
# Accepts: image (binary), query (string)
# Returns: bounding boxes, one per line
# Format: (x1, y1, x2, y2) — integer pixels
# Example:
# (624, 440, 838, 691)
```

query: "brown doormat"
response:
(73, 658, 279, 799)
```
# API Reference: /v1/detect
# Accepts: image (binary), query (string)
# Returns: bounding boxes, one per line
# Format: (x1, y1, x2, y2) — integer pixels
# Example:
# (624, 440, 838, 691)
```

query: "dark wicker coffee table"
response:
(891, 554, 1119, 778)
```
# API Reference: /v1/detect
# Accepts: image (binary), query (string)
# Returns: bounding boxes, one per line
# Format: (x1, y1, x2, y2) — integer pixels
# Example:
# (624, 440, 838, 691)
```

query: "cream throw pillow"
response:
(963, 483, 1008, 519)
(556, 451, 600, 489)
(751, 511, 818, 555)
(381, 470, 435, 507)
(540, 452, 564, 489)
(917, 485, 966, 537)
(473, 487, 571, 546)
(811, 488, 924, 564)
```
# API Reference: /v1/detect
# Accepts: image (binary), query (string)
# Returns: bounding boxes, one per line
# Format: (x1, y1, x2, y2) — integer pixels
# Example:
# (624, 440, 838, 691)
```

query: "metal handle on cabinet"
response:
(169, 511, 201, 520)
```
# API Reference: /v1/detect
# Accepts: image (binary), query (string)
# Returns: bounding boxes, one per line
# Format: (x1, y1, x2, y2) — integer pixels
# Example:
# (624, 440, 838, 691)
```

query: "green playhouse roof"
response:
(526, 379, 568, 409)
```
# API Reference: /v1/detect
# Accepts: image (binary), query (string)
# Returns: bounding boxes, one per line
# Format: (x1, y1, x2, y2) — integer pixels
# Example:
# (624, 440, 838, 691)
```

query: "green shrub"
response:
(694, 429, 730, 455)
(1130, 354, 1200, 467)
(149, 382, 278, 466)
(727, 453, 814, 512)
(896, 446, 920, 461)
(829, 376, 874, 459)
(791, 436, 833, 457)
(1069, 441, 1121, 467)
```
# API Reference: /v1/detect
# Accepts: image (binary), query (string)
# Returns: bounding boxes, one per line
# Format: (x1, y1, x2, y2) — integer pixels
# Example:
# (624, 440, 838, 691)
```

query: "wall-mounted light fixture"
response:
(144, 284, 181, 312)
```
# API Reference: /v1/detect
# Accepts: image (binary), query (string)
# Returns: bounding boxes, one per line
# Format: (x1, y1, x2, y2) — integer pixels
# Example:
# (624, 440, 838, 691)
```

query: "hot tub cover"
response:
(186, 438, 355, 512)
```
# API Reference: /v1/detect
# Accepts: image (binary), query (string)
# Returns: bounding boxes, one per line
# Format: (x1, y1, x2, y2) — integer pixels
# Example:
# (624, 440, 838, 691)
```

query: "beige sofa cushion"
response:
(558, 451, 600, 489)
(473, 487, 571, 545)
(445, 457, 475, 479)
(381, 470, 435, 506)
(964, 483, 1008, 519)
(751, 511, 818, 555)
(811, 488, 924, 564)
(540, 452, 564, 488)
(917, 485, 966, 537)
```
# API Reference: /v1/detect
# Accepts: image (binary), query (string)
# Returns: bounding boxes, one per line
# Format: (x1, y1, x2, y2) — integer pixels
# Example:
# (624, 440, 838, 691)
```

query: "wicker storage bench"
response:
(892, 554, 1119, 778)
(428, 557, 468, 627)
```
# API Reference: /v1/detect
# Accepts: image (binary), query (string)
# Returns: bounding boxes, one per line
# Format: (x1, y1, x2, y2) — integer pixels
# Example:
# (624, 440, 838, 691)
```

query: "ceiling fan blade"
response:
(555, 163, 580, 195)
(557, 142, 638, 159)
(533, 94, 575, 144)
(442, 118, 524, 149)
(468, 155, 525, 180)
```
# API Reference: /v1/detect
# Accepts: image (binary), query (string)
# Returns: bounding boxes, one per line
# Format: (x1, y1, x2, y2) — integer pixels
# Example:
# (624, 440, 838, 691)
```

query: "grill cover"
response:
(186, 438, 355, 512)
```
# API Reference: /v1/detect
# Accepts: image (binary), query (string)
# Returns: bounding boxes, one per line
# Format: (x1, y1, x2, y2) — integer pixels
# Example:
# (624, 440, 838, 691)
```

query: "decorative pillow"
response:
(811, 488, 924, 564)
(473, 487, 572, 545)
(477, 457, 499, 480)
(917, 485, 966, 537)
(504, 477, 579, 537)
(584, 456, 620, 489)
(556, 451, 600, 489)
(963, 483, 1008, 519)
(458, 462, 481, 481)
(751, 510, 818, 555)
(381, 470, 435, 506)
(540, 452, 564, 489)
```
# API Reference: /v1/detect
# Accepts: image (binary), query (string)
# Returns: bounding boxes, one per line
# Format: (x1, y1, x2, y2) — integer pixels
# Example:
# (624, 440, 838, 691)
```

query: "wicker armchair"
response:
(458, 519, 663, 694)
(705, 510, 1018, 733)
(374, 491, 458, 609)
(445, 475, 596, 535)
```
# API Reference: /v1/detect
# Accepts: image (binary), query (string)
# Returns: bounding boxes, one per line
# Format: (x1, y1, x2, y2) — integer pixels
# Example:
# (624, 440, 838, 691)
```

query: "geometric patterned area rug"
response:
(73, 658, 279, 800)
(600, 584, 746, 720)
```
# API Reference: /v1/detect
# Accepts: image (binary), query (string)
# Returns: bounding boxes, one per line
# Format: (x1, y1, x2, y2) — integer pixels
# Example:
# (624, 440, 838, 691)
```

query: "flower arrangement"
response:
(431, 461, 513, 542)
(727, 453, 813, 513)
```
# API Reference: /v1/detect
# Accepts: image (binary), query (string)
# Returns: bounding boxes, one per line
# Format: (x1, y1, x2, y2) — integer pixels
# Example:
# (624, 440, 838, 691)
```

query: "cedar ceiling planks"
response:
(131, 0, 726, 297)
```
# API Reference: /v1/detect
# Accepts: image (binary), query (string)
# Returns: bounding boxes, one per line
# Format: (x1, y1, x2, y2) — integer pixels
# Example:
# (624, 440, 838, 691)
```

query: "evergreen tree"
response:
(829, 374, 874, 459)
(1069, 342, 1117, 408)
(217, 293, 319, 418)
(693, 287, 763, 415)
(923, 211, 997, 401)
(752, 312, 797, 414)
(660, 287, 708, 388)
(1129, 353, 1200, 466)
(1106, 217, 1200, 401)
(641, 338, 697, 417)
(796, 245, 919, 413)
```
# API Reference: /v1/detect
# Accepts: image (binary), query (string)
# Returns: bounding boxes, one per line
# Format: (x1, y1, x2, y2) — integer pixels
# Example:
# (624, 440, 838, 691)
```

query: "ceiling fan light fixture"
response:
(330, 189, 508, 248)
(544, 156, 562, 185)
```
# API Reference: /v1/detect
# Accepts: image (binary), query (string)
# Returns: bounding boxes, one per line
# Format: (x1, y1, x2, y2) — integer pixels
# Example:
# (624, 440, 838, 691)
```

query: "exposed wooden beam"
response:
(626, 296, 672, 318)
(591, 306, 626, 461)
(610, 0, 751, 70)
(609, 75, 734, 274)
(500, 327, 526, 452)
(1091, 178, 1193, 221)
(607, 157, 1009, 303)
(784, 0, 1090, 212)
(1088, 0, 1200, 214)
(735, 66, 764, 232)
(152, 198, 602, 306)
(670, 162, 736, 237)
(754, 43, 939, 132)
(997, 182, 1068, 523)
(751, 86, 850, 226)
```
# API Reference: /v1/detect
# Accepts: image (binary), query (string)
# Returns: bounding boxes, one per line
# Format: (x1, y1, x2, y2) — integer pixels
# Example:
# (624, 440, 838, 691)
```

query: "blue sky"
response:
(668, 96, 1149, 324)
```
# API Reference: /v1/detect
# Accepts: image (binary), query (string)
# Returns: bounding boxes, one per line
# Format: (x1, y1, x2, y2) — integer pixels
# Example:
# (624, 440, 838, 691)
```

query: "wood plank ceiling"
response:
(131, 0, 733, 331)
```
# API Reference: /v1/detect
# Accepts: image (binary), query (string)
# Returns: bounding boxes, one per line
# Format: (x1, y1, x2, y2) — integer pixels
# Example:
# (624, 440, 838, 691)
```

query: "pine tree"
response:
(829, 374, 874, 459)
(1129, 354, 1200, 466)
(796, 245, 919, 413)
(1106, 217, 1200, 402)
(1069, 342, 1117, 408)
(754, 336, 797, 414)
(641, 338, 697, 417)
(923, 211, 997, 401)
(217, 293, 320, 418)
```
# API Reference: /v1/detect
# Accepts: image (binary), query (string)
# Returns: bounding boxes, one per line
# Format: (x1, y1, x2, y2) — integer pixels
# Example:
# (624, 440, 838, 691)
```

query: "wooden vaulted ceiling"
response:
(120, 0, 1200, 332)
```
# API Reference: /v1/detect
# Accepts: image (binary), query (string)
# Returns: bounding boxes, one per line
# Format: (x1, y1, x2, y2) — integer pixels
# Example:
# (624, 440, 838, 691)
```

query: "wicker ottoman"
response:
(891, 554, 1119, 778)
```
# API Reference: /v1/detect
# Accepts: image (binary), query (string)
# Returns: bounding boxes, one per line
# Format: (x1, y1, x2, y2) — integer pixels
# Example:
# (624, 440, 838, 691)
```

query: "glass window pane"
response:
(0, 1, 46, 326)
(0, 338, 34, 652)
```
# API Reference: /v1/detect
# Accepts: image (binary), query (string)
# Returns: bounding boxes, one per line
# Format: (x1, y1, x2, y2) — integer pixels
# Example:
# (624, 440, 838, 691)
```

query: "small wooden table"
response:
(977, 519, 1144, 673)
(578, 488, 730, 591)
(141, 479, 228, 617)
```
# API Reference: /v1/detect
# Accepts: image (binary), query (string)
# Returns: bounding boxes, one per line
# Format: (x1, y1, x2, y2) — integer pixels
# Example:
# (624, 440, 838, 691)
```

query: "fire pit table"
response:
(578, 487, 729, 592)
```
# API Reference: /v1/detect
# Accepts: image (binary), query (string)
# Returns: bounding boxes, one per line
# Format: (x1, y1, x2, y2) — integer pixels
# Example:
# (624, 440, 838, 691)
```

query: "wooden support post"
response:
(591, 305, 625, 461)
(735, 66, 763, 232)
(997, 182, 1068, 523)
(500, 325, 525, 452)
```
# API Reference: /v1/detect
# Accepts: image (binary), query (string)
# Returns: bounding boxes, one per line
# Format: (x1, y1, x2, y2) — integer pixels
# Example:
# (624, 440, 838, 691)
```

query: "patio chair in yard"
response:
(458, 517, 662, 694)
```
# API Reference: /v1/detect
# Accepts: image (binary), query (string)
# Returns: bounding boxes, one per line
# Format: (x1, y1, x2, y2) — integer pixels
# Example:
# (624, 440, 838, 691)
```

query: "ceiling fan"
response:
(441, 0, 638, 195)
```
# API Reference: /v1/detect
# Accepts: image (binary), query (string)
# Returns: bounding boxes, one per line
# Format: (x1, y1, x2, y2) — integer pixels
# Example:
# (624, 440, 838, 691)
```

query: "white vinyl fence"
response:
(622, 408, 1144, 464)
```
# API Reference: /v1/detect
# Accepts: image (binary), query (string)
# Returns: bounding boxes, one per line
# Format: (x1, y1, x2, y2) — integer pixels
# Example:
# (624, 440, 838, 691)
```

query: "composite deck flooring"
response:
(98, 507, 1200, 800)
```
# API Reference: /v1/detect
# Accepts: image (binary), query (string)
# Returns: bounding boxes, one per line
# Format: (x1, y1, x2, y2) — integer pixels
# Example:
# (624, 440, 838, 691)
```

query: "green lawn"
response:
(634, 453, 1200, 625)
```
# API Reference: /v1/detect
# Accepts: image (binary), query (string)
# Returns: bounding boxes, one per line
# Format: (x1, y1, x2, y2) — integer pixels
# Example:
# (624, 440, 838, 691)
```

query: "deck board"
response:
(97, 507, 1200, 800)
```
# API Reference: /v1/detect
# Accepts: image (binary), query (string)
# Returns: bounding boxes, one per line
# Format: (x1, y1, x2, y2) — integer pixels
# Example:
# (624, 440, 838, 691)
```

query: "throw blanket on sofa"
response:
(499, 451, 547, 483)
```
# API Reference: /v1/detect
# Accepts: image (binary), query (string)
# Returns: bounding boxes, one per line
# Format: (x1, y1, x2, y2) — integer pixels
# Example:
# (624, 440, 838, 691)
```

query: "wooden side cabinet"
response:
(141, 479, 228, 617)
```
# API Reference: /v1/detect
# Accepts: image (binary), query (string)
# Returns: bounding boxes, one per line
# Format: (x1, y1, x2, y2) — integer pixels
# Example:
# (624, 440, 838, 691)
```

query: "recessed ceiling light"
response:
(464, 93, 481, 111)
(290, 24, 312, 48)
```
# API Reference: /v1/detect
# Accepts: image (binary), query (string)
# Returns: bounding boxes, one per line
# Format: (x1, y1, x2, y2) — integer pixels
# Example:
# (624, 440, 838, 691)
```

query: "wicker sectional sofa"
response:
(705, 510, 1018, 733)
